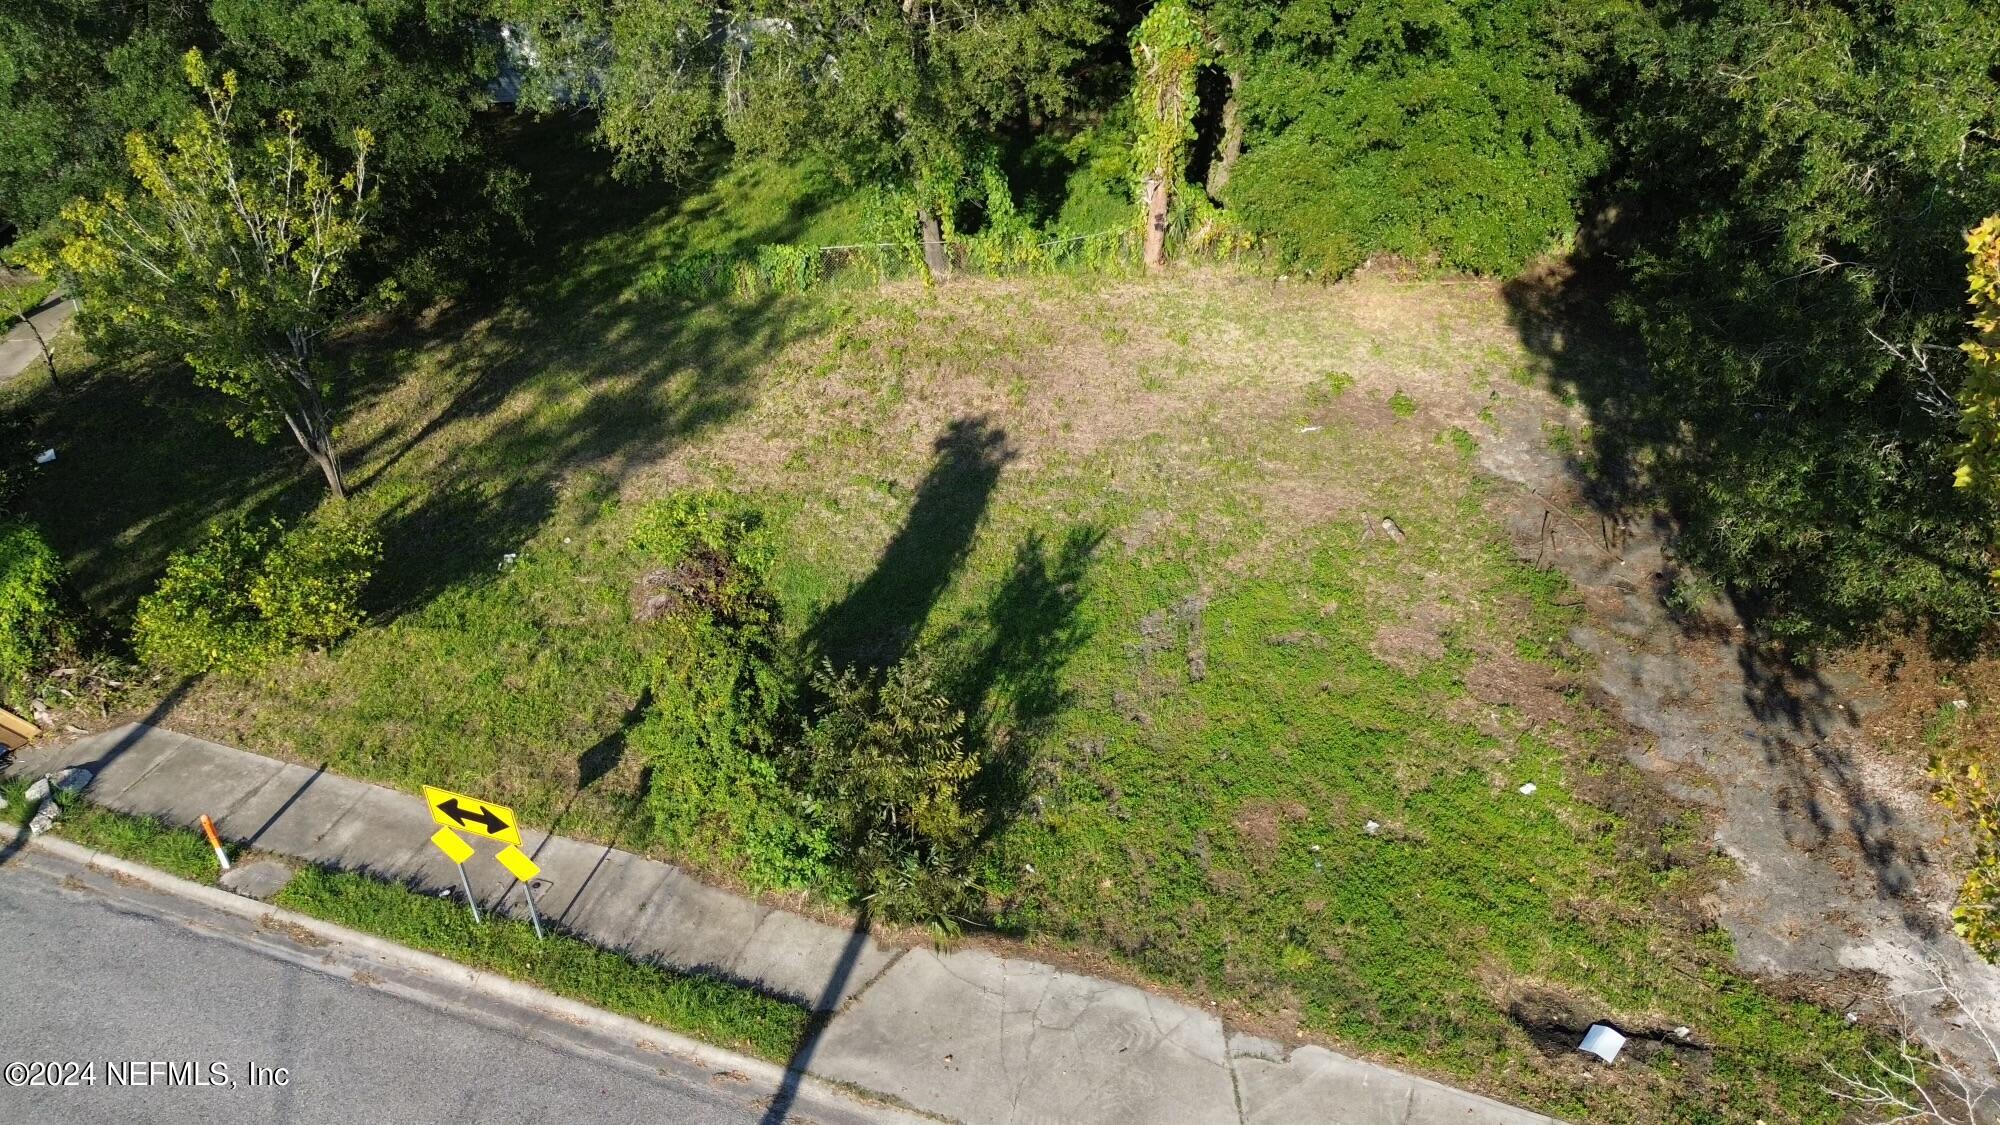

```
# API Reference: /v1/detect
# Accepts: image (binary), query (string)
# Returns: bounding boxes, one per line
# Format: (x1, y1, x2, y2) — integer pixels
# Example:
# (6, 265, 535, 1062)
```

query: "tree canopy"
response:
(1213, 0, 1622, 276)
(43, 52, 376, 498)
(1600, 0, 2000, 648)
(508, 0, 1106, 275)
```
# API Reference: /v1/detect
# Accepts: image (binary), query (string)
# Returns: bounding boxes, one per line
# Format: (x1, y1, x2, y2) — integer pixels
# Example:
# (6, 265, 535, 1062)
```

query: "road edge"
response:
(11, 828, 943, 1125)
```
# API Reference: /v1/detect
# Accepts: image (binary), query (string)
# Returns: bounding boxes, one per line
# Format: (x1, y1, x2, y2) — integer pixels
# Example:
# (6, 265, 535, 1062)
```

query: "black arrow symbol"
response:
(438, 797, 508, 835)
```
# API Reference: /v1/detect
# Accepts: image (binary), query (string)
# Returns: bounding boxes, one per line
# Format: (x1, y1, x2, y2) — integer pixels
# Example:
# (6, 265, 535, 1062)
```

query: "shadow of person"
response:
(806, 415, 1014, 671)
(577, 687, 651, 790)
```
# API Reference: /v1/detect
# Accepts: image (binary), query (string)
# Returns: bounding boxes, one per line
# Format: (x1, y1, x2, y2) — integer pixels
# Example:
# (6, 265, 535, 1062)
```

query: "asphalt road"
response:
(0, 860, 770, 1125)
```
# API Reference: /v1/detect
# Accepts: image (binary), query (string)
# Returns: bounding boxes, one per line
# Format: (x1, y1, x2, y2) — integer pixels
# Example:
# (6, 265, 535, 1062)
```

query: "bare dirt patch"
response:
(1232, 798, 1309, 861)
(1462, 653, 1575, 727)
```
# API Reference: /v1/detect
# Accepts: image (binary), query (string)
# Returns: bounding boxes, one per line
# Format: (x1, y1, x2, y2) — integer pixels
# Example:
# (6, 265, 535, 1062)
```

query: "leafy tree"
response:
(1210, 0, 1616, 276)
(508, 0, 1106, 280)
(1955, 216, 2000, 517)
(0, 0, 192, 236)
(1604, 0, 2000, 649)
(795, 654, 981, 926)
(0, 0, 506, 300)
(1129, 0, 1204, 270)
(42, 52, 375, 499)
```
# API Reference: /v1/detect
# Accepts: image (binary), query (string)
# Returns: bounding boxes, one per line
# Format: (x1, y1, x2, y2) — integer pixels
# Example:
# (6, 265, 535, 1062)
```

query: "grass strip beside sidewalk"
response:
(39, 799, 811, 1063)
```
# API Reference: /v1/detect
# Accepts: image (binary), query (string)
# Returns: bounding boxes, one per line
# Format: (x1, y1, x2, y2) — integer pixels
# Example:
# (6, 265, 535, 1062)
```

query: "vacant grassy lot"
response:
(1, 147, 1872, 1119)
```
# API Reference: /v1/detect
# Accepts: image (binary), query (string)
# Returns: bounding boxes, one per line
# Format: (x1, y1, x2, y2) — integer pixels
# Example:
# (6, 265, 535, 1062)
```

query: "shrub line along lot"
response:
(4, 153, 1878, 1121)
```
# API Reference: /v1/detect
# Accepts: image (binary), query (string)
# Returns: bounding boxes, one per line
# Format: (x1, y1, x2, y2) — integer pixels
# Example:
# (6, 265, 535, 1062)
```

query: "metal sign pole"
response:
(457, 864, 483, 924)
(521, 882, 545, 940)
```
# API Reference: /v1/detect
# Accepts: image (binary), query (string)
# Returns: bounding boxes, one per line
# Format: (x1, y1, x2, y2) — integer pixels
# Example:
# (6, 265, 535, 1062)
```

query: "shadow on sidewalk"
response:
(759, 908, 873, 1125)
(0, 678, 194, 868)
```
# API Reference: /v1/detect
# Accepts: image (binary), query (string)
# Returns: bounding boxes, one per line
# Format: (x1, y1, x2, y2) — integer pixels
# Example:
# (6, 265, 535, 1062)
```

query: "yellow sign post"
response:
(429, 826, 482, 923)
(422, 785, 521, 845)
(496, 844, 545, 939)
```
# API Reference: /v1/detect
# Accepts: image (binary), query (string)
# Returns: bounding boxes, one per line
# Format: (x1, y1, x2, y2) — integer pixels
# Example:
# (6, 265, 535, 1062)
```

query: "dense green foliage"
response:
(0, 0, 507, 298)
(133, 515, 379, 674)
(0, 520, 71, 702)
(796, 656, 981, 925)
(506, 0, 1105, 274)
(626, 495, 829, 888)
(44, 54, 375, 496)
(1595, 0, 2000, 649)
(1216, 0, 1616, 275)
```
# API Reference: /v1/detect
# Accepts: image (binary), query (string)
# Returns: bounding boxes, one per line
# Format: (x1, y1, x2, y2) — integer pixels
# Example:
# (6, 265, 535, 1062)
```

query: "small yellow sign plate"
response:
(430, 826, 475, 866)
(495, 844, 541, 883)
(422, 785, 521, 845)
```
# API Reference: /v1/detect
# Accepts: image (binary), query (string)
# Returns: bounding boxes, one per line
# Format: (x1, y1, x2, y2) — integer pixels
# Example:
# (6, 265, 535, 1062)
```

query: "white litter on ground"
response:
(1579, 1024, 1626, 1064)
(1517, 782, 1537, 796)
(33, 448, 55, 464)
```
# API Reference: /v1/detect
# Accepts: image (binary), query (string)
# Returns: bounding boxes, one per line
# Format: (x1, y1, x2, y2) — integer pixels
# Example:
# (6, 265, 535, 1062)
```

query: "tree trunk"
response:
(280, 381, 348, 501)
(916, 205, 950, 283)
(1142, 175, 1171, 271)
(1205, 71, 1244, 202)
(311, 443, 349, 501)
(15, 311, 60, 392)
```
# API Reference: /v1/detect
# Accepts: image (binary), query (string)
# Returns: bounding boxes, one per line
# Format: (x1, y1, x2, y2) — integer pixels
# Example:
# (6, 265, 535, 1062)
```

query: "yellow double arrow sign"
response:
(423, 785, 540, 883)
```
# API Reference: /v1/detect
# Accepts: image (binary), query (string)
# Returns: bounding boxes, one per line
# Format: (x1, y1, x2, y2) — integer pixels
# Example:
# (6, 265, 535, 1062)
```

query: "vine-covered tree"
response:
(1206, 0, 1617, 276)
(1129, 0, 1203, 270)
(43, 52, 375, 499)
(507, 0, 1105, 281)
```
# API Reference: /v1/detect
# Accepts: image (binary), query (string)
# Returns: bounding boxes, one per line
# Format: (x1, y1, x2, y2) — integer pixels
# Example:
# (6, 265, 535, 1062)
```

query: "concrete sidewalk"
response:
(8, 723, 1559, 1125)
(0, 292, 71, 388)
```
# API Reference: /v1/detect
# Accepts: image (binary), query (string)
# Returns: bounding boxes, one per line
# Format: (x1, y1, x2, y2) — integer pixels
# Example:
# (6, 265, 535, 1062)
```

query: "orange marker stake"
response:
(199, 814, 231, 871)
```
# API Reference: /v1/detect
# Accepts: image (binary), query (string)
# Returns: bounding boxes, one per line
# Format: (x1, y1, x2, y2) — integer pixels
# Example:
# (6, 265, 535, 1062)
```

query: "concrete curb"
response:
(13, 828, 941, 1125)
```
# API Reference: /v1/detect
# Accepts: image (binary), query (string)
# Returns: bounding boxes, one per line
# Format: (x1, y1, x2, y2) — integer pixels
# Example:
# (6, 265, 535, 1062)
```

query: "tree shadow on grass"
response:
(935, 526, 1102, 825)
(6, 117, 832, 629)
(1, 350, 320, 618)
(804, 415, 1014, 670)
(359, 287, 807, 617)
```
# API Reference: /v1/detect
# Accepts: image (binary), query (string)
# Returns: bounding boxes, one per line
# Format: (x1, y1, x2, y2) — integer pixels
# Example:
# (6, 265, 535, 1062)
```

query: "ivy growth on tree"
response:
(42, 51, 376, 499)
(1129, 0, 1203, 271)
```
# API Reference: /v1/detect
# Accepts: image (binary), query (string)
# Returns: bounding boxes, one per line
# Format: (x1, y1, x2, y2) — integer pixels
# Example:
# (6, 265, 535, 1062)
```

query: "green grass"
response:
(1, 131, 1883, 1120)
(51, 799, 226, 881)
(45, 800, 809, 1062)
(274, 865, 808, 1061)
(1, 775, 32, 827)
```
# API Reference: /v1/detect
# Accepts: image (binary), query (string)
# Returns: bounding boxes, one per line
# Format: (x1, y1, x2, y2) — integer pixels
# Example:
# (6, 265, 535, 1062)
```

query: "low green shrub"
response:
(628, 494, 828, 889)
(0, 519, 72, 702)
(250, 514, 381, 648)
(794, 654, 982, 928)
(133, 513, 380, 675)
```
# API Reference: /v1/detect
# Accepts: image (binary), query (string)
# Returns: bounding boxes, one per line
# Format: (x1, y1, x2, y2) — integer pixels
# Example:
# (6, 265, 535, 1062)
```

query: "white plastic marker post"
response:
(496, 844, 544, 940)
(430, 826, 482, 924)
(198, 815, 231, 871)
